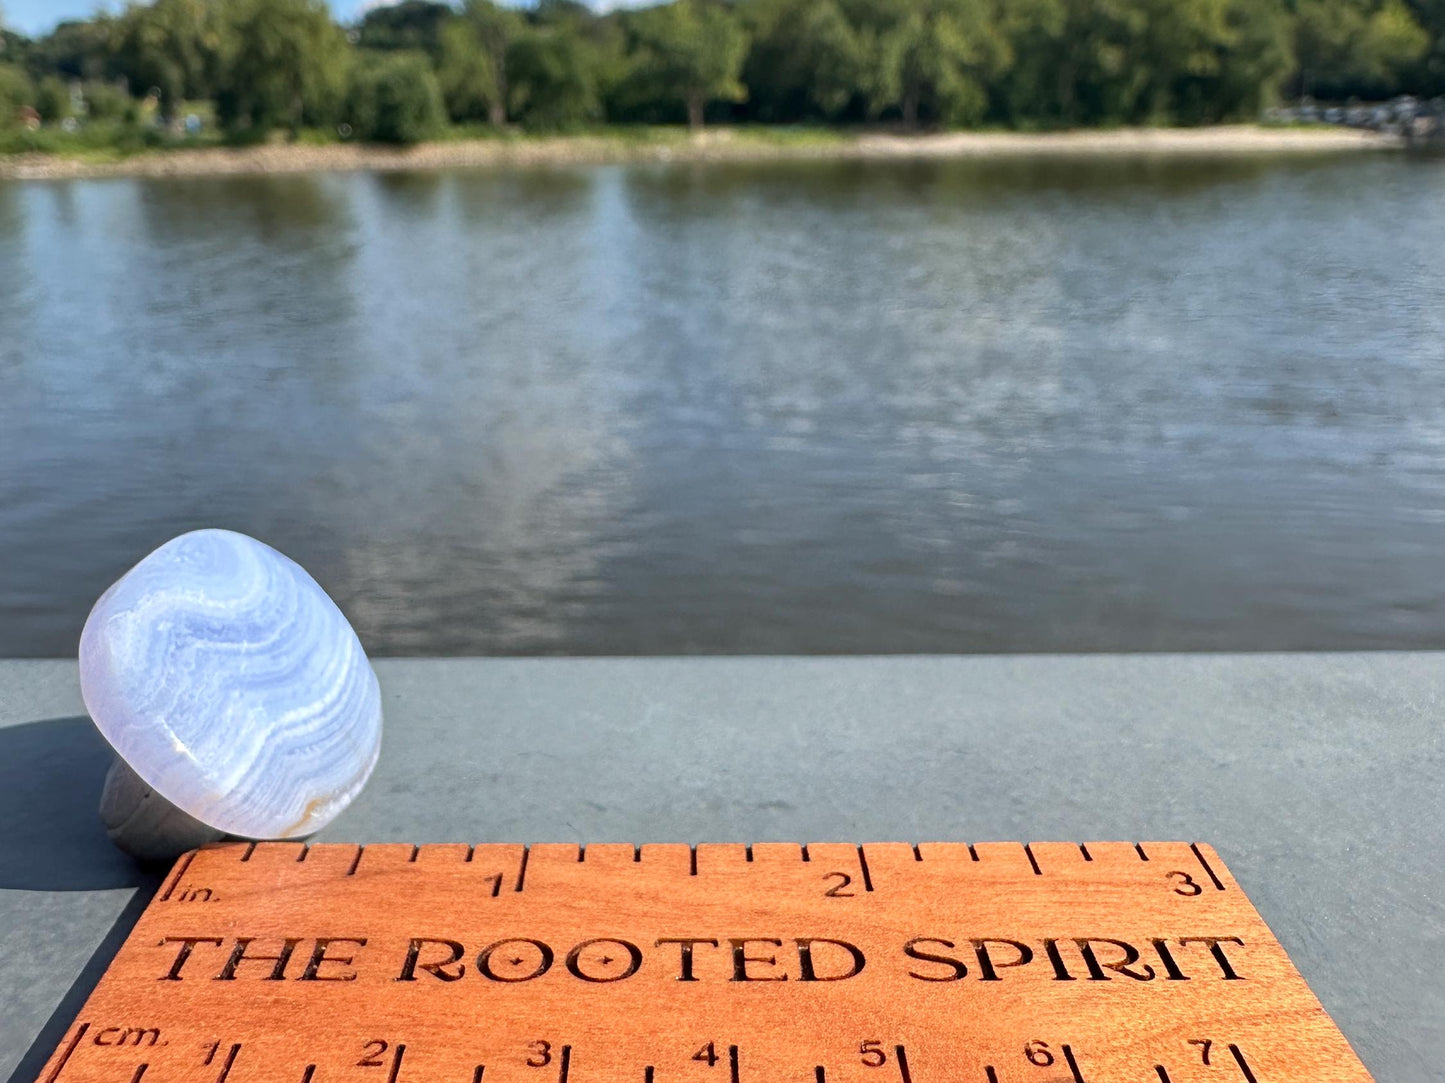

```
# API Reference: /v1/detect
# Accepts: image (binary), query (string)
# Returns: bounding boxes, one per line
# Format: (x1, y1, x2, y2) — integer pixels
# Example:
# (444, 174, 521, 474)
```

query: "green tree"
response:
(1119, 0, 1228, 121)
(356, 0, 452, 58)
(111, 0, 217, 118)
(570, 7, 633, 121)
(744, 0, 866, 121)
(215, 0, 348, 136)
(1294, 0, 1429, 98)
(1188, 0, 1293, 121)
(35, 74, 72, 120)
(1107, 0, 1290, 124)
(871, 0, 1012, 125)
(0, 5, 11, 61)
(988, 0, 1068, 123)
(0, 27, 23, 67)
(630, 0, 749, 129)
(437, 0, 524, 125)
(1050, 0, 1144, 125)
(29, 17, 115, 83)
(345, 49, 444, 142)
(507, 24, 603, 127)
(0, 5, 34, 74)
(1404, 0, 1445, 93)
(0, 60, 33, 125)
(989, 0, 1228, 126)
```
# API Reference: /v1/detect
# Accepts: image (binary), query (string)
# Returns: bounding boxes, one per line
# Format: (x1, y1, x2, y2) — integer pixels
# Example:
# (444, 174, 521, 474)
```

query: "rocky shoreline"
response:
(0, 125, 1400, 181)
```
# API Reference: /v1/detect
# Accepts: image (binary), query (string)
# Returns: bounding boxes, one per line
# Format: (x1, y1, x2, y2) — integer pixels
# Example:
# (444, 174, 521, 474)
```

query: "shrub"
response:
(36, 76, 74, 122)
(83, 82, 137, 122)
(344, 51, 445, 144)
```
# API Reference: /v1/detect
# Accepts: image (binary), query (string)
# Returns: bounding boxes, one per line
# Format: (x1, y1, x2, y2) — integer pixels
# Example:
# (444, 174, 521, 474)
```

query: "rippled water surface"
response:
(3, 154, 1445, 656)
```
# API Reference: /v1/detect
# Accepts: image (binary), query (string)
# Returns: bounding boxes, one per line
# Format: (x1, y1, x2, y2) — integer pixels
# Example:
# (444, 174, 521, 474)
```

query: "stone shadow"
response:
(0, 716, 162, 1083)
(0, 716, 148, 891)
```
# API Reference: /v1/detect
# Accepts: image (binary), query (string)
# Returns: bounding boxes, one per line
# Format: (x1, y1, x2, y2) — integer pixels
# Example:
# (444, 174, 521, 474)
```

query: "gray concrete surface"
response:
(1, 654, 1441, 1081)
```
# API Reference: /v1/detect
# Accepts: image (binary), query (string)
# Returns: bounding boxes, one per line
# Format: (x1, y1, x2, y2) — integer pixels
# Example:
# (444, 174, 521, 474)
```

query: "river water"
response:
(3, 154, 1444, 656)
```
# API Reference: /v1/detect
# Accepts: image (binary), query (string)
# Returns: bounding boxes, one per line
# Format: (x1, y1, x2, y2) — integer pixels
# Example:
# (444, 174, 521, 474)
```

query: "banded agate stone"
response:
(80, 529, 382, 845)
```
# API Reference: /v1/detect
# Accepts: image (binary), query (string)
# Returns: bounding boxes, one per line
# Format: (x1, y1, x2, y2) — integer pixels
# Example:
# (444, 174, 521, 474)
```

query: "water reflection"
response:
(2, 155, 1444, 655)
(0, 184, 30, 374)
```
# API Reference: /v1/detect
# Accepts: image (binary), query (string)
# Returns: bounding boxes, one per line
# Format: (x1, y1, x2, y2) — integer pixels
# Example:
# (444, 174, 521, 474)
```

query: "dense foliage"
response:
(0, 0, 1441, 143)
(347, 49, 446, 141)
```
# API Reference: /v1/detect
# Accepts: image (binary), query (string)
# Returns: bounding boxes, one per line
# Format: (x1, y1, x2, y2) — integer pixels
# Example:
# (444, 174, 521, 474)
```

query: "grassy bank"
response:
(0, 124, 1401, 181)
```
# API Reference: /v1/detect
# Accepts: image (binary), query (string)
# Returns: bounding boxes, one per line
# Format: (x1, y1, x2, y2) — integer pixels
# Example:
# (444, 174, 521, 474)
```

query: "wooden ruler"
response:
(37, 841, 1373, 1083)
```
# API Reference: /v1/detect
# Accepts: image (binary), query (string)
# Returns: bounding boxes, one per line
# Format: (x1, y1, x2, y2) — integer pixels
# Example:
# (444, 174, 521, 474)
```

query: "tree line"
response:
(1, 0, 1442, 144)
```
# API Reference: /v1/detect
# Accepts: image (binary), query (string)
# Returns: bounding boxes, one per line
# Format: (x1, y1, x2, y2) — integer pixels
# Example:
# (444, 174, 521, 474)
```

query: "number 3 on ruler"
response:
(1167, 871, 1203, 896)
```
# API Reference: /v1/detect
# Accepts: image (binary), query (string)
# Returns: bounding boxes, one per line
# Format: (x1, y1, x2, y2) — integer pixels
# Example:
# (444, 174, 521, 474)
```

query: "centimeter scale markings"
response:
(36, 841, 1374, 1083)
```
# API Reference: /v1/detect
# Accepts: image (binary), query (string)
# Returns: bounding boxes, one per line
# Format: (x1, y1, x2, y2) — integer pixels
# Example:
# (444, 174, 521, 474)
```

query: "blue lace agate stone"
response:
(79, 529, 382, 840)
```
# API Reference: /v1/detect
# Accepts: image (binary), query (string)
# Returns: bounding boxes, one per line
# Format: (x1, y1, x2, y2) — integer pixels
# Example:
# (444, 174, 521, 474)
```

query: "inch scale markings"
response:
(37, 840, 1373, 1083)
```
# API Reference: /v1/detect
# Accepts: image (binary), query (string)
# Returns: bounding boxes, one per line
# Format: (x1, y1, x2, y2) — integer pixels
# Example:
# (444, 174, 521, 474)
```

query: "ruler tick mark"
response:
(129, 1065, 149, 1083)
(814, 1066, 826, 1083)
(301, 1066, 316, 1083)
(984, 1069, 998, 1083)
(801, 845, 811, 863)
(645, 1067, 655, 1083)
(558, 1045, 571, 1083)
(42, 1021, 88, 1083)
(297, 845, 310, 862)
(745, 845, 753, 863)
(215, 1043, 241, 1083)
(160, 851, 195, 902)
(857, 847, 874, 891)
(516, 846, 530, 890)
(911, 844, 922, 861)
(634, 844, 642, 862)
(386, 1043, 407, 1083)
(1154, 1068, 1172, 1083)
(1024, 844, 1042, 876)
(408, 845, 420, 863)
(473, 1067, 485, 1083)
(1078, 843, 1093, 861)
(1135, 843, 1150, 861)
(1061, 1044, 1085, 1082)
(465, 845, 475, 863)
(967, 844, 979, 862)
(346, 846, 365, 876)
(1191, 844, 1226, 891)
(894, 1045, 911, 1083)
(240, 842, 256, 862)
(729, 1044, 739, 1083)
(1228, 1045, 1257, 1083)
(689, 846, 697, 876)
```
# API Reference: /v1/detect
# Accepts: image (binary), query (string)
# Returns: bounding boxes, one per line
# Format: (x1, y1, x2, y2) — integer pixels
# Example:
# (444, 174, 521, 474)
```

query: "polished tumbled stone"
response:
(79, 529, 382, 839)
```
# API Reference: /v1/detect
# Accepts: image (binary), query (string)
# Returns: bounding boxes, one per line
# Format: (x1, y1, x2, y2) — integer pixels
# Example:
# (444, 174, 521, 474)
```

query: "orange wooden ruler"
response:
(37, 841, 1373, 1083)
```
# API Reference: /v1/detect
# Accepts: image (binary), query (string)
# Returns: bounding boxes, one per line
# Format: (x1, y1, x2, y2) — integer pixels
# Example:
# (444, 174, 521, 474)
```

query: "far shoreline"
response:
(0, 125, 1402, 181)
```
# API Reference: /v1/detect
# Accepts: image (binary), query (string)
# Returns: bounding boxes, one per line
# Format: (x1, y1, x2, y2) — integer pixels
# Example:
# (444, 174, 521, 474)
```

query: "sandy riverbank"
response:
(0, 125, 1399, 181)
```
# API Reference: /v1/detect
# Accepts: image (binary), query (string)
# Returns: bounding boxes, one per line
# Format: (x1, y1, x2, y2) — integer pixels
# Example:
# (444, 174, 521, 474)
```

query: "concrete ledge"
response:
(1, 655, 1441, 1081)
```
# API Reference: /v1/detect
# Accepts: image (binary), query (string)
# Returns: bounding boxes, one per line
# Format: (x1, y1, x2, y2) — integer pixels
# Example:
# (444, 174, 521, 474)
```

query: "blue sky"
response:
(3, 0, 597, 36)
